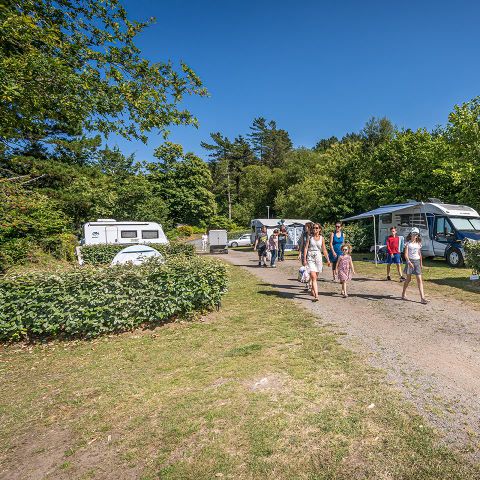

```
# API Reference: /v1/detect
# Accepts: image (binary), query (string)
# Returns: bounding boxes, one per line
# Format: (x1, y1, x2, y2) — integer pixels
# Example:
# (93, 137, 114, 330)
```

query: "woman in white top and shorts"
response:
(401, 227, 427, 304)
(303, 223, 331, 302)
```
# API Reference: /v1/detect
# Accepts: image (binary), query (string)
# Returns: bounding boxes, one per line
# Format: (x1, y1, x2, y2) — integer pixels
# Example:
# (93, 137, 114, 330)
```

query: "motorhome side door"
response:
(432, 216, 454, 256)
(105, 226, 118, 244)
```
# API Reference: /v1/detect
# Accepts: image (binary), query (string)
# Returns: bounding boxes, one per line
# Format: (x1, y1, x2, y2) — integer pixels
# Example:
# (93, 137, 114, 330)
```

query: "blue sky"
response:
(114, 0, 480, 161)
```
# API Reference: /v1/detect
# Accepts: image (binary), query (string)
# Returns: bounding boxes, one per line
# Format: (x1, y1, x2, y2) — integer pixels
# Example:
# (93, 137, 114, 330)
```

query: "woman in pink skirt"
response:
(335, 244, 355, 298)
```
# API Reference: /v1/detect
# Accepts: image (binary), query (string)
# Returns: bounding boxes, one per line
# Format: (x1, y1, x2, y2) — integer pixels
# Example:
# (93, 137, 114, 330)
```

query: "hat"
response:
(410, 227, 420, 234)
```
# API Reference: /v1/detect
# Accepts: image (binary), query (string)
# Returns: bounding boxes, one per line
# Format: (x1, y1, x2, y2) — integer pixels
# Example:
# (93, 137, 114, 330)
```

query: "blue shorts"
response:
(387, 253, 401, 264)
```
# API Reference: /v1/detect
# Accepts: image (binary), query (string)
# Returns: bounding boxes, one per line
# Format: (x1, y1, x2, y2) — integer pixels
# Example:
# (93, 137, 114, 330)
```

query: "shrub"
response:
(39, 233, 77, 262)
(464, 241, 480, 272)
(323, 222, 373, 252)
(80, 242, 195, 265)
(0, 257, 228, 342)
(0, 238, 43, 272)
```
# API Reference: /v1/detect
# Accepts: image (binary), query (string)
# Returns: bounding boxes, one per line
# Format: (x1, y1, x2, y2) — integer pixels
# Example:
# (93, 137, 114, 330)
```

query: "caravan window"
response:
(142, 230, 159, 239)
(121, 230, 138, 239)
(380, 214, 392, 224)
(396, 213, 427, 228)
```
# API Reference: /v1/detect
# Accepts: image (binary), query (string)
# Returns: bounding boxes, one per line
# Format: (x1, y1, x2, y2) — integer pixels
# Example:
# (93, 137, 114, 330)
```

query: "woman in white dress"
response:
(303, 223, 331, 302)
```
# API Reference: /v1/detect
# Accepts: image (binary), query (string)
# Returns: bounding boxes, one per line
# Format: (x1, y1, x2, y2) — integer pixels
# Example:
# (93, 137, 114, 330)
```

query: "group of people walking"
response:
(254, 221, 428, 304)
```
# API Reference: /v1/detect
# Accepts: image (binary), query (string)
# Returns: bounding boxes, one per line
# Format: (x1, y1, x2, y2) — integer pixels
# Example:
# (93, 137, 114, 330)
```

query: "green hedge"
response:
(0, 257, 227, 342)
(323, 222, 373, 252)
(80, 242, 195, 265)
(464, 241, 480, 272)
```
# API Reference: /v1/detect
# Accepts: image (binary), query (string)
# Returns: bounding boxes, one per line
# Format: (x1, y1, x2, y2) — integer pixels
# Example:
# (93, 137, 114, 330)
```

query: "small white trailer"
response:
(82, 219, 169, 246)
(209, 229, 228, 254)
(343, 200, 480, 267)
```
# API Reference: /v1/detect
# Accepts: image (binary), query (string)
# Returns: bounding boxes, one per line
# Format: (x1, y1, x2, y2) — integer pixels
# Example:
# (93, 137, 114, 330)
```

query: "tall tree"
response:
(150, 142, 216, 225)
(0, 0, 207, 151)
(201, 133, 234, 219)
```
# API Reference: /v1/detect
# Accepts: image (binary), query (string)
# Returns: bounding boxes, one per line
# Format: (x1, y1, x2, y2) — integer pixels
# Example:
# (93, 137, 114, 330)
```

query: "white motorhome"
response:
(343, 200, 480, 267)
(82, 219, 169, 246)
(250, 218, 311, 250)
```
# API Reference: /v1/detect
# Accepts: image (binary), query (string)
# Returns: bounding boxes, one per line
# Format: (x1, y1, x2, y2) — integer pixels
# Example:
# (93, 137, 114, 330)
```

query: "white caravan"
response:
(343, 200, 480, 267)
(82, 219, 169, 246)
(250, 218, 311, 251)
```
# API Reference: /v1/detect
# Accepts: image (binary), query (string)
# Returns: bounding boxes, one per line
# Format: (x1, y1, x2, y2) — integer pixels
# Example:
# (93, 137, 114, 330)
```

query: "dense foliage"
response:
(203, 102, 480, 228)
(81, 242, 195, 265)
(464, 241, 480, 273)
(0, 257, 228, 342)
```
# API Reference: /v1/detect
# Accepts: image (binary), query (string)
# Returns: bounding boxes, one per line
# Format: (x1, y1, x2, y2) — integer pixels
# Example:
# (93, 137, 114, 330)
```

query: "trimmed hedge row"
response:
(80, 242, 195, 265)
(0, 256, 227, 342)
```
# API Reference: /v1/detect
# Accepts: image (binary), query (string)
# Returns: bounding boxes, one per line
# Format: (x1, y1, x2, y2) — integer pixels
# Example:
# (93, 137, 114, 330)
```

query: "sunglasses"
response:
(313, 227, 320, 230)
(335, 225, 341, 228)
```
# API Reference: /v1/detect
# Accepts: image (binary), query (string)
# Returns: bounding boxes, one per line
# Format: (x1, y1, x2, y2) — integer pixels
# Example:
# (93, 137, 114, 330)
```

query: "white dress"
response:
(307, 235, 324, 273)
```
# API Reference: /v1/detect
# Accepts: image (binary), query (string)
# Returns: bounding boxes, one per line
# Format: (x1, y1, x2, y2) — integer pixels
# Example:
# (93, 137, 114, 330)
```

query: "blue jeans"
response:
(278, 241, 286, 260)
(270, 249, 278, 266)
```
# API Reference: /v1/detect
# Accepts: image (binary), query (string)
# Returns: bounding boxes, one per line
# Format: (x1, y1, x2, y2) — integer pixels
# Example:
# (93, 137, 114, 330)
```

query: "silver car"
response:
(228, 234, 252, 248)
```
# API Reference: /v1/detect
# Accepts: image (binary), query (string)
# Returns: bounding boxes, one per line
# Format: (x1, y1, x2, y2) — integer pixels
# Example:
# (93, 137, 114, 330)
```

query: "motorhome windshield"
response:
(449, 217, 480, 231)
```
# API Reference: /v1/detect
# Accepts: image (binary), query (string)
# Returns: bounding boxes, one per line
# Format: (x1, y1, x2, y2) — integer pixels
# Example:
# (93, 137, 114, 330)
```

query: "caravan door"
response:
(432, 216, 454, 256)
(105, 226, 118, 244)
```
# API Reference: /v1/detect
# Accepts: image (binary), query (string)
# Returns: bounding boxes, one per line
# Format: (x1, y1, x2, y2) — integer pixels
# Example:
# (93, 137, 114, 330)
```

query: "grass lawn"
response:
(1, 265, 479, 479)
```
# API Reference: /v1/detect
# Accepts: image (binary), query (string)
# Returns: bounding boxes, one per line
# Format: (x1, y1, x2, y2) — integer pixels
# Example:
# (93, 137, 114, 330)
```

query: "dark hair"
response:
(335, 221, 343, 227)
(390, 226, 397, 231)
(406, 232, 422, 243)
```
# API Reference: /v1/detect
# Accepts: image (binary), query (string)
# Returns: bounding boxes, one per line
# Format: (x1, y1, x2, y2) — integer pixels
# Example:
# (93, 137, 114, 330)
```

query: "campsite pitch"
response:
(1, 264, 479, 479)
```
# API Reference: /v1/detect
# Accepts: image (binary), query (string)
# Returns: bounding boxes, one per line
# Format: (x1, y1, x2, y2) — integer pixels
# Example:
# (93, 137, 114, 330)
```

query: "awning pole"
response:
(373, 214, 378, 266)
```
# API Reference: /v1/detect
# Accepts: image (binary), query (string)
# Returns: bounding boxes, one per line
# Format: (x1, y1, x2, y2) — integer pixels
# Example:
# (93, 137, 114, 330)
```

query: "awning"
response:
(342, 203, 419, 222)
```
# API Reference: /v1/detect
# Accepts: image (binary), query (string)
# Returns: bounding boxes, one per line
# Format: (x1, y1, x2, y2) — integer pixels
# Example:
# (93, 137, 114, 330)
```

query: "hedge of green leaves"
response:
(464, 241, 480, 272)
(0, 257, 227, 342)
(80, 242, 195, 265)
(323, 222, 373, 252)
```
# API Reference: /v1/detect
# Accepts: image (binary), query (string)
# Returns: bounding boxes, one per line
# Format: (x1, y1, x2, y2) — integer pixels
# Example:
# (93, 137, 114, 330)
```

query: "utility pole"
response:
(266, 205, 270, 219)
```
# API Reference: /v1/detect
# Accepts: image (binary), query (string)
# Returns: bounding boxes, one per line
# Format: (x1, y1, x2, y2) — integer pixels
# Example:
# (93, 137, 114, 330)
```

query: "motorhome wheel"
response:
(446, 247, 464, 267)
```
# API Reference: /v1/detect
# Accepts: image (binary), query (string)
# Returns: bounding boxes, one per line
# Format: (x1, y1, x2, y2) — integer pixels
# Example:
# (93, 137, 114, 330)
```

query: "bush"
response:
(464, 241, 480, 272)
(0, 238, 43, 272)
(323, 222, 373, 252)
(39, 233, 77, 261)
(80, 242, 195, 265)
(0, 257, 228, 342)
(208, 215, 240, 231)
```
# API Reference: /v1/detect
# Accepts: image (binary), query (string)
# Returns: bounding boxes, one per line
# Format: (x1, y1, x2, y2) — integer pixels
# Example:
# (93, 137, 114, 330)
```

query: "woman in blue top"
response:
(329, 222, 345, 281)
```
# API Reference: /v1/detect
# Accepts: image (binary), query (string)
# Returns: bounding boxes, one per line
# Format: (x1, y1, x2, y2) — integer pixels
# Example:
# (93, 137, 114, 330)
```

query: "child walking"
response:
(402, 228, 428, 304)
(335, 244, 355, 297)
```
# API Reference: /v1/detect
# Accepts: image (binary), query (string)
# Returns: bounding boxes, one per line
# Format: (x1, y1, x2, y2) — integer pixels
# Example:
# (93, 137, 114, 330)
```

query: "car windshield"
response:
(449, 217, 480, 231)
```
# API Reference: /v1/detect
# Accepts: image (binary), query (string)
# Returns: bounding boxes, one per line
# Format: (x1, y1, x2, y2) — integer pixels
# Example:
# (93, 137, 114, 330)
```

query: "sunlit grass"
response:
(0, 266, 478, 479)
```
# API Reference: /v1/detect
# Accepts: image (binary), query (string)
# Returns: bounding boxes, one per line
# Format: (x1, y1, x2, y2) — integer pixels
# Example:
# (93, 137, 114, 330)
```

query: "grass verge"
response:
(0, 265, 478, 479)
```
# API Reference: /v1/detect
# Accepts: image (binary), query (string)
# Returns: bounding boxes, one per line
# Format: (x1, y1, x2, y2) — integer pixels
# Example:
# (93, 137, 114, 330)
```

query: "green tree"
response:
(0, 0, 207, 150)
(151, 143, 216, 225)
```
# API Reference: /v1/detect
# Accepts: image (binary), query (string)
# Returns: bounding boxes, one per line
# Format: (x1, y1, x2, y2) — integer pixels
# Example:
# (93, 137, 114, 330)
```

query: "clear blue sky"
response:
(113, 0, 480, 162)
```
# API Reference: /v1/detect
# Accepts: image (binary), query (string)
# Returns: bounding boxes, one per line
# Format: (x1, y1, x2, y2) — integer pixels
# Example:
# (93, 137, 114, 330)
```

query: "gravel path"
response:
(218, 248, 480, 458)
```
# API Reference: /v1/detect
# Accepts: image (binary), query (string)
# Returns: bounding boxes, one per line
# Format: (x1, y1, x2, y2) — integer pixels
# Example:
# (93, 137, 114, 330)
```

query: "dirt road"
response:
(219, 248, 480, 457)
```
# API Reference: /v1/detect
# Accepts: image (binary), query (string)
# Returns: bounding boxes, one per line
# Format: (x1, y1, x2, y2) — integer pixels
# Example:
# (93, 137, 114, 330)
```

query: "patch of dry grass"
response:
(0, 266, 478, 479)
